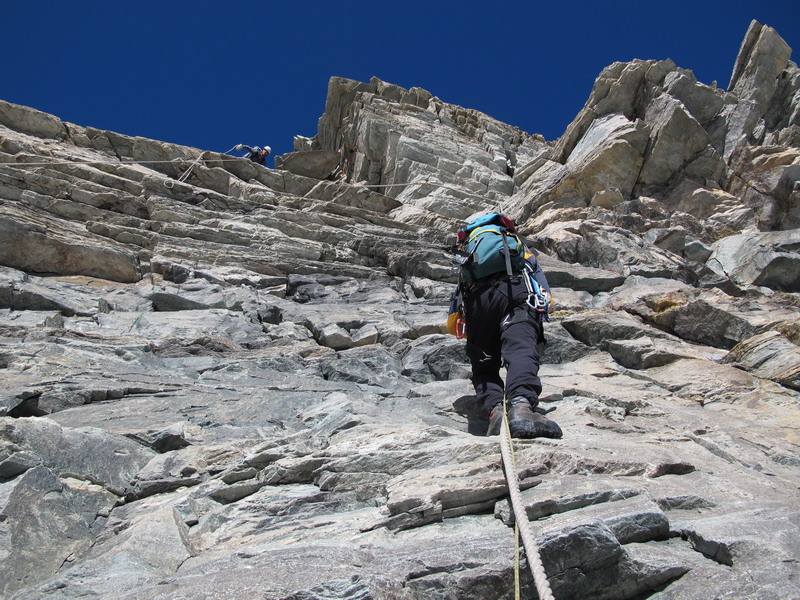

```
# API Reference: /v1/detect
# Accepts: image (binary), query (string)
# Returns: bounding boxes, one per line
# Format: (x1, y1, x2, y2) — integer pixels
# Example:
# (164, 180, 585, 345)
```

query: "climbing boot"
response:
(486, 403, 504, 436)
(507, 396, 562, 439)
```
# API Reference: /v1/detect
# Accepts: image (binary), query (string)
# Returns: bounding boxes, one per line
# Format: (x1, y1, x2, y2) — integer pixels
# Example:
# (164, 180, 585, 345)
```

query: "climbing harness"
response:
(500, 402, 555, 600)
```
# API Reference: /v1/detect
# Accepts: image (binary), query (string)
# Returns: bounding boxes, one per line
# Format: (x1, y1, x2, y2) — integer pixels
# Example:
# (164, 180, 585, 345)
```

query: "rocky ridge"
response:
(0, 19, 799, 600)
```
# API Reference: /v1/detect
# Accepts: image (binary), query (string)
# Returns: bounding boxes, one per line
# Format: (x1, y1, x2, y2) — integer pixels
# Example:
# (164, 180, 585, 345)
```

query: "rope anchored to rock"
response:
(500, 405, 555, 600)
(0, 153, 510, 208)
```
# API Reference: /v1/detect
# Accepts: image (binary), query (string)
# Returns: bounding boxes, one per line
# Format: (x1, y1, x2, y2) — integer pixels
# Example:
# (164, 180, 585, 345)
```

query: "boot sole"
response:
(509, 419, 562, 439)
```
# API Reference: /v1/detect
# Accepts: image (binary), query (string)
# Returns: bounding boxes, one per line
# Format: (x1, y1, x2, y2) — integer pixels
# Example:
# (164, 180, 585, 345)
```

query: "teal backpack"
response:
(454, 213, 526, 282)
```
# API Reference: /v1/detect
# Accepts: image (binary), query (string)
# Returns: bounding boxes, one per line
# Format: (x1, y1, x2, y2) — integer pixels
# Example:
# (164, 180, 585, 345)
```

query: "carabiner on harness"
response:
(456, 314, 467, 339)
(523, 263, 551, 323)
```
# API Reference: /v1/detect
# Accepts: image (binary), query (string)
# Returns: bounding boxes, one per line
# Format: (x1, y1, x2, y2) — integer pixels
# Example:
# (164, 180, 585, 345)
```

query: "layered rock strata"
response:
(0, 19, 798, 600)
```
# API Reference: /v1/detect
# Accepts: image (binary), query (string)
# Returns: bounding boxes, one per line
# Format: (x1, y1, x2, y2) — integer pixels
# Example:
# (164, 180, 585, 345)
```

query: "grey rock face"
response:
(0, 20, 799, 600)
(505, 19, 800, 268)
(707, 229, 800, 291)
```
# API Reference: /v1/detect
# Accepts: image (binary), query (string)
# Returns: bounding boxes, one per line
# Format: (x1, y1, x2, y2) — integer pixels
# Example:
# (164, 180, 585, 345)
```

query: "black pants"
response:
(464, 275, 542, 414)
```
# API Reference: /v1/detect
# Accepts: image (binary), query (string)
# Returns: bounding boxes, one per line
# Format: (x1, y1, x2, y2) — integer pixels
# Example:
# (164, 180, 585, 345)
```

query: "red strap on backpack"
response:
(497, 215, 517, 232)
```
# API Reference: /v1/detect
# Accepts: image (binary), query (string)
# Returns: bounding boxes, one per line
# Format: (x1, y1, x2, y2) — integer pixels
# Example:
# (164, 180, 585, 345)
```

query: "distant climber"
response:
(448, 213, 562, 440)
(506, 157, 515, 177)
(235, 144, 271, 166)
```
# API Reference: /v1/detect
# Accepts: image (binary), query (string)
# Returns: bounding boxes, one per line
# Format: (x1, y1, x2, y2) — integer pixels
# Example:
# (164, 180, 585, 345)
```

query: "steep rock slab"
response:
(0, 417, 153, 495)
(2, 117, 455, 284)
(637, 95, 713, 191)
(722, 331, 800, 390)
(723, 21, 793, 160)
(509, 114, 649, 222)
(0, 207, 141, 283)
(706, 228, 800, 291)
(1, 22, 799, 600)
(16, 505, 194, 600)
(535, 219, 692, 281)
(306, 76, 534, 224)
(0, 466, 118, 598)
(623, 288, 799, 349)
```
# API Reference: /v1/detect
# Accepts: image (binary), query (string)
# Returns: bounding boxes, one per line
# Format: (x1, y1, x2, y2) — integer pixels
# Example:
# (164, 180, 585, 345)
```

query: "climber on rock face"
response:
(448, 213, 563, 440)
(235, 144, 271, 166)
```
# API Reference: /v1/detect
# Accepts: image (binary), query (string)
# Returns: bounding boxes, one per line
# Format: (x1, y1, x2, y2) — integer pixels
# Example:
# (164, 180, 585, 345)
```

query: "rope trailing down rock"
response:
(0, 156, 507, 208)
(500, 408, 555, 600)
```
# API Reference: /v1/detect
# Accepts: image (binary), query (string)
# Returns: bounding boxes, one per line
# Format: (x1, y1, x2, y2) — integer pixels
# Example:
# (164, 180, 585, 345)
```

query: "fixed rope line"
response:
(0, 154, 509, 208)
(354, 180, 509, 209)
(500, 406, 555, 600)
(172, 144, 239, 185)
(176, 154, 205, 183)
(0, 157, 246, 168)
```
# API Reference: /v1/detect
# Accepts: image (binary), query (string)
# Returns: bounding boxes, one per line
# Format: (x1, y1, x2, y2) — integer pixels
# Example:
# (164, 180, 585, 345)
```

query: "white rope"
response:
(0, 153, 509, 207)
(172, 146, 247, 187)
(355, 180, 508, 209)
(500, 409, 556, 600)
(176, 154, 205, 183)
(0, 157, 245, 168)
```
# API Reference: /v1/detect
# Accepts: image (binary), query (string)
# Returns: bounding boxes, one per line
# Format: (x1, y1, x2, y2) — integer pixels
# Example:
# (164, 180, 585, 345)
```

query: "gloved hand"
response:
(235, 144, 243, 151)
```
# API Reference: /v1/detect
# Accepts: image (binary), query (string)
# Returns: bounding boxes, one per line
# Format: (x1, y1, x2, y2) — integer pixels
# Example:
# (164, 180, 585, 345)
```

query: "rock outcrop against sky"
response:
(1, 19, 798, 600)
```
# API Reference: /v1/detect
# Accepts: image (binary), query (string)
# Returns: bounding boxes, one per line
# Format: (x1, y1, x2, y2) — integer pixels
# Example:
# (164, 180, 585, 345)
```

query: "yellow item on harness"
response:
(446, 312, 459, 336)
(447, 311, 467, 339)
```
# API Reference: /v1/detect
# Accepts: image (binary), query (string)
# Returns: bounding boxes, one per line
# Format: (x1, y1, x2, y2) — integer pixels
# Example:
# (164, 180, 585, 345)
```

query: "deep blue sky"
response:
(2, 1, 797, 166)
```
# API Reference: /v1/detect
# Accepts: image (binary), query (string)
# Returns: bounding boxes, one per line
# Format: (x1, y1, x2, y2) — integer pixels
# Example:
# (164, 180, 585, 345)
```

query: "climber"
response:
(235, 144, 271, 166)
(448, 213, 562, 440)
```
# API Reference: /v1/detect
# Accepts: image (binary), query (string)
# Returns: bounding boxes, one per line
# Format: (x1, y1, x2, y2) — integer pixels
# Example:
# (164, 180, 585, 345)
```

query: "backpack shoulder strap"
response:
(501, 230, 514, 277)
